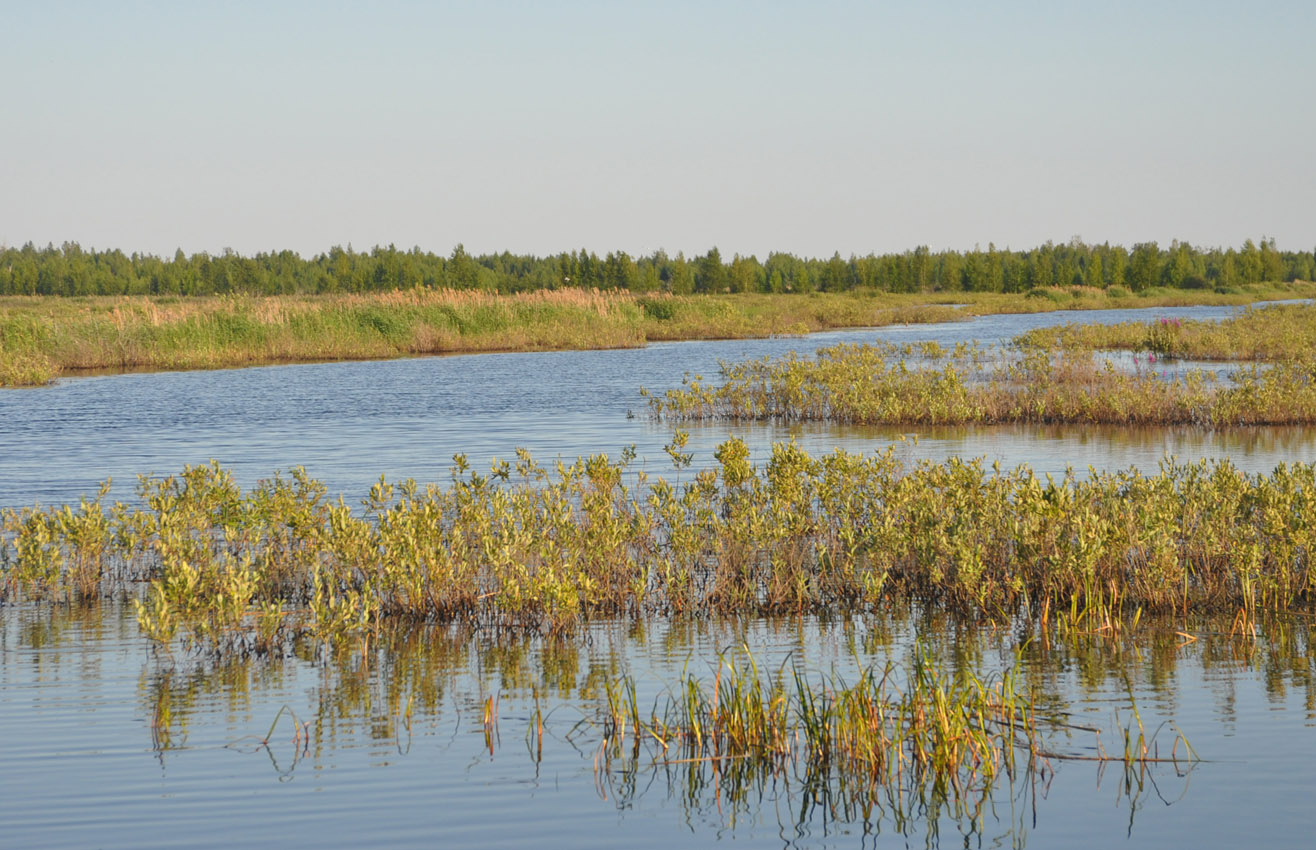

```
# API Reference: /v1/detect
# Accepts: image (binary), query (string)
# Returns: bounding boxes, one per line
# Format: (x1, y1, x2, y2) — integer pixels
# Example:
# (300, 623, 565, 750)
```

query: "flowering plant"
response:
(1147, 316, 1182, 355)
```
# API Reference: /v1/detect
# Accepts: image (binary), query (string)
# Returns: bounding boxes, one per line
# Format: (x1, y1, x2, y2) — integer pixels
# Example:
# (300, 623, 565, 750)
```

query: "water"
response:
(1, 301, 1310, 509)
(3, 301, 1315, 847)
(2, 605, 1313, 848)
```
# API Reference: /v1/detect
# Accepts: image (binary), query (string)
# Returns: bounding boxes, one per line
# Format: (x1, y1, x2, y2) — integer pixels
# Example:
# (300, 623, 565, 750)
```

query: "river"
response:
(1, 301, 1314, 847)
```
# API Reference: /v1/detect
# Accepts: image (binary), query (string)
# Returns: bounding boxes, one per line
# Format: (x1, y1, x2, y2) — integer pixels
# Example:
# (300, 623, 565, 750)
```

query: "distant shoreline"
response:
(3, 281, 1313, 387)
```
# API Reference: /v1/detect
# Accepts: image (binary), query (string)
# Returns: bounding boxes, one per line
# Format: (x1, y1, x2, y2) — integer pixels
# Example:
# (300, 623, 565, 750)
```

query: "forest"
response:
(1, 238, 1311, 298)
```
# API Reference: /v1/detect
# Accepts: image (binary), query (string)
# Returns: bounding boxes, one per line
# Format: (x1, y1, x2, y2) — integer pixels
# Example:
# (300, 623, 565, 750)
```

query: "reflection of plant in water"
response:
(8, 449, 1316, 650)
(12, 600, 112, 651)
(223, 705, 312, 779)
(590, 647, 1196, 846)
(9, 601, 1306, 776)
(17, 602, 1303, 844)
(648, 332, 1316, 427)
(134, 619, 636, 770)
(3, 601, 1290, 774)
(142, 651, 299, 757)
(1017, 303, 1316, 362)
(1016, 611, 1316, 727)
(597, 748, 1051, 846)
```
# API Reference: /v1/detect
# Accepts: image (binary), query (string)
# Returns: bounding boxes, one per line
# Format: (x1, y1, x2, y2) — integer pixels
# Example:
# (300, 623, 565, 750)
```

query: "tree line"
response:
(0, 238, 1311, 298)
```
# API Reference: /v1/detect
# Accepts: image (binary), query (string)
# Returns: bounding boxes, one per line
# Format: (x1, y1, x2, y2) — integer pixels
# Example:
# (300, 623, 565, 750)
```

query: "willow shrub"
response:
(1014, 302, 1316, 361)
(4, 446, 1316, 650)
(645, 340, 1316, 427)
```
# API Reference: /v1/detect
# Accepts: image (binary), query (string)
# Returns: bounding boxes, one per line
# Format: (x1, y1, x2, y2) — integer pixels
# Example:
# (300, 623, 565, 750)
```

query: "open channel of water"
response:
(2, 301, 1314, 847)
(2, 301, 1313, 510)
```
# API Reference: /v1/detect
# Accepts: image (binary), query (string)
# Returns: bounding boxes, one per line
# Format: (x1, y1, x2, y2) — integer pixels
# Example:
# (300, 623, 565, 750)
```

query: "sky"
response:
(3, 0, 1314, 260)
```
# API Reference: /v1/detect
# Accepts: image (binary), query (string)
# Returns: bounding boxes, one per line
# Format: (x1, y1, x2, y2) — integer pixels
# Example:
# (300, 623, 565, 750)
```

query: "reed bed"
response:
(3, 282, 1311, 386)
(598, 649, 1034, 785)
(3, 446, 1316, 648)
(645, 341, 1316, 427)
(1015, 302, 1316, 361)
(594, 649, 1039, 822)
(592, 645, 1196, 837)
(0, 289, 649, 385)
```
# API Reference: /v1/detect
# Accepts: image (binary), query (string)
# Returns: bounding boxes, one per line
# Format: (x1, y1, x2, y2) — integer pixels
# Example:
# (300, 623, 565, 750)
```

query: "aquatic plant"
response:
(4, 282, 1313, 386)
(597, 648, 1032, 792)
(5, 446, 1316, 649)
(592, 645, 1194, 840)
(645, 336, 1316, 427)
(1015, 302, 1316, 362)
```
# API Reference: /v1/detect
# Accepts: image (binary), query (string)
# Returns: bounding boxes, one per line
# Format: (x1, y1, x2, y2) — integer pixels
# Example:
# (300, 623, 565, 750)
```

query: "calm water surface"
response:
(2, 605, 1313, 848)
(2, 301, 1312, 509)
(2, 302, 1315, 847)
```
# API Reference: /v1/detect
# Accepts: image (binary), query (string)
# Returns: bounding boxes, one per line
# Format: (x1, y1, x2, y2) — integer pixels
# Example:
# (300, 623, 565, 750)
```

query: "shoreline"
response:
(3, 282, 1312, 387)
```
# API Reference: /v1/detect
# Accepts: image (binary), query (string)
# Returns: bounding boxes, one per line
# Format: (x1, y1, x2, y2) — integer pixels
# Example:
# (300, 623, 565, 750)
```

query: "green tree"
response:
(728, 254, 761, 293)
(1259, 237, 1284, 281)
(1085, 252, 1104, 288)
(937, 251, 964, 291)
(1163, 240, 1194, 288)
(447, 244, 481, 289)
(1238, 239, 1263, 283)
(1106, 246, 1127, 288)
(1219, 250, 1238, 287)
(909, 246, 931, 291)
(1127, 242, 1161, 291)
(818, 252, 850, 291)
(668, 254, 694, 294)
(695, 247, 728, 293)
(602, 251, 638, 290)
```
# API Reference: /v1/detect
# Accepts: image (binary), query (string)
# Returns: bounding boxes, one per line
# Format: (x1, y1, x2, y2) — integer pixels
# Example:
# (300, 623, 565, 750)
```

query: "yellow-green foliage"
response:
(0, 484, 115, 601)
(4, 282, 1313, 386)
(646, 340, 1316, 427)
(0, 289, 649, 386)
(4, 448, 1316, 649)
(600, 648, 1034, 799)
(594, 642, 1189, 832)
(1015, 302, 1316, 361)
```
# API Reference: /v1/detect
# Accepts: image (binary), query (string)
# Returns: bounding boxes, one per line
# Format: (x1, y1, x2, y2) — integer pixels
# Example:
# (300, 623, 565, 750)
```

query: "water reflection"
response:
(4, 606, 1306, 748)
(3, 602, 1313, 846)
(6, 301, 1314, 509)
(596, 736, 1058, 849)
(671, 420, 1316, 479)
(4, 301, 1316, 847)
(2, 602, 1316, 847)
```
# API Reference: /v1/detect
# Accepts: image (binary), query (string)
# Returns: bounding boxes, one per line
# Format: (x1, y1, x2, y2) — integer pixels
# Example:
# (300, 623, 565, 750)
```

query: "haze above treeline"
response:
(1, 238, 1311, 298)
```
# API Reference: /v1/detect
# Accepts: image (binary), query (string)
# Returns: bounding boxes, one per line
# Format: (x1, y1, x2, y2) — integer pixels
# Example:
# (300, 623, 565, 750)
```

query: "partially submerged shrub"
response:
(4, 450, 1316, 649)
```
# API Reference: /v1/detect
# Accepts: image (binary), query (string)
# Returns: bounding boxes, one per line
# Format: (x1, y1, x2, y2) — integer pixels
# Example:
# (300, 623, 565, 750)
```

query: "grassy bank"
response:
(647, 301, 1316, 428)
(647, 342, 1316, 427)
(1016, 301, 1316, 360)
(2, 281, 1311, 387)
(4, 446, 1314, 646)
(0, 288, 647, 387)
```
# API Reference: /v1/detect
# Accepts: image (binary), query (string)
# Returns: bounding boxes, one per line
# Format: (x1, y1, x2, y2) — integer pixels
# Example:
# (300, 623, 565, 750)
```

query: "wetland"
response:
(3, 299, 1316, 847)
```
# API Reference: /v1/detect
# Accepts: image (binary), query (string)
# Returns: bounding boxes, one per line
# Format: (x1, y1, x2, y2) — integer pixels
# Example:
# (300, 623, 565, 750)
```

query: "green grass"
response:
(596, 647, 1041, 808)
(646, 338, 1316, 427)
(1016, 301, 1316, 361)
(647, 301, 1316, 428)
(3, 280, 1312, 386)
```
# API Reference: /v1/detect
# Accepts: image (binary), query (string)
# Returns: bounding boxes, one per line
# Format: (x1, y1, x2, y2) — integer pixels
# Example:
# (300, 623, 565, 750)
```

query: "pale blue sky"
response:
(3, 0, 1313, 259)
